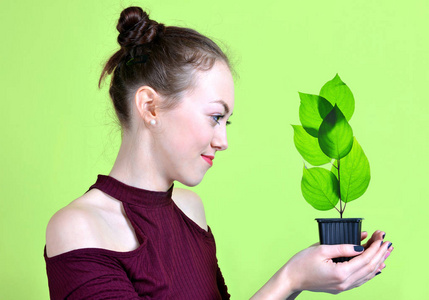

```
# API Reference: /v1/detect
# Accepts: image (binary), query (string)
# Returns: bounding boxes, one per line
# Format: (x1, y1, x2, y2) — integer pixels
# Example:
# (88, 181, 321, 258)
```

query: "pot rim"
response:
(315, 218, 364, 223)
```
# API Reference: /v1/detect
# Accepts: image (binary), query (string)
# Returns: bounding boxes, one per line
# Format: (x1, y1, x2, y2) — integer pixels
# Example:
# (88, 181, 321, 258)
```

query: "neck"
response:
(109, 131, 173, 192)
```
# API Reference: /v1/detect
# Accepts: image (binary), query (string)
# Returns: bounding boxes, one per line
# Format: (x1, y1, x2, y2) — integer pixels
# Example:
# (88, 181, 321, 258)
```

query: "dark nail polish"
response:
(382, 233, 386, 239)
(354, 245, 364, 252)
(375, 271, 381, 276)
(380, 241, 383, 246)
(388, 242, 392, 249)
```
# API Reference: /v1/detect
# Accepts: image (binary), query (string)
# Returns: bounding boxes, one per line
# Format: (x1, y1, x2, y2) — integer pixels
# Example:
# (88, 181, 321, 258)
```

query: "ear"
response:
(134, 86, 159, 125)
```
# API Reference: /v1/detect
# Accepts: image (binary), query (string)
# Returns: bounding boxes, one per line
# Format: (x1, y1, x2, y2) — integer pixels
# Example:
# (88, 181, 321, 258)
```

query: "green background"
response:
(1, 0, 427, 299)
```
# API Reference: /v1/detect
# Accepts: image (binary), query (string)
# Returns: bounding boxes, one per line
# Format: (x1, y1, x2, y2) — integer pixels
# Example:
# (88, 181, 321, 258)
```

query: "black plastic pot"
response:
(316, 218, 363, 263)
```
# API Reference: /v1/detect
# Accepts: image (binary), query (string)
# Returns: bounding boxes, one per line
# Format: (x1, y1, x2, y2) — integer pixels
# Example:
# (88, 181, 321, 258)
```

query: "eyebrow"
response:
(211, 100, 231, 115)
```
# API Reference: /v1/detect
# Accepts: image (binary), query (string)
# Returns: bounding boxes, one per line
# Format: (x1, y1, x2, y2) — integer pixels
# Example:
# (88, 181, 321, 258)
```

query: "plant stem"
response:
(337, 159, 343, 218)
(333, 206, 341, 214)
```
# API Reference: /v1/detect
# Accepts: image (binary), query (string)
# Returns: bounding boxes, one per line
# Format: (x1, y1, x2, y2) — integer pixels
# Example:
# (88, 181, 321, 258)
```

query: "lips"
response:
(201, 155, 214, 166)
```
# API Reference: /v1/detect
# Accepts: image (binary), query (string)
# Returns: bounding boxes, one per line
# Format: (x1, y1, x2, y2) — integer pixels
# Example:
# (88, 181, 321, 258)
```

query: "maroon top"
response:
(45, 175, 230, 299)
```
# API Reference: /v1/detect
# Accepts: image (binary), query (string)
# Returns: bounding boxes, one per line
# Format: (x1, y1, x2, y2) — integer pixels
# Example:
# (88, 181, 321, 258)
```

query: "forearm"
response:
(250, 265, 300, 300)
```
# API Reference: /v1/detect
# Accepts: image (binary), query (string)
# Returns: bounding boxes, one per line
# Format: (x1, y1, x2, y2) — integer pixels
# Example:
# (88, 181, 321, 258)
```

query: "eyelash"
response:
(212, 115, 231, 126)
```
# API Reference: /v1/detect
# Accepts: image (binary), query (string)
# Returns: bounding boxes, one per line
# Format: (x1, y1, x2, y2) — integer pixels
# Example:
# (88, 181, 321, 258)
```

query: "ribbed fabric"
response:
(45, 175, 230, 299)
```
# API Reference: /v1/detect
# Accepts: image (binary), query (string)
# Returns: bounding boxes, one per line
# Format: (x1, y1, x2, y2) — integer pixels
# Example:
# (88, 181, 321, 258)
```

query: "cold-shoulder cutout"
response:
(46, 204, 101, 257)
(172, 188, 208, 231)
(45, 189, 139, 258)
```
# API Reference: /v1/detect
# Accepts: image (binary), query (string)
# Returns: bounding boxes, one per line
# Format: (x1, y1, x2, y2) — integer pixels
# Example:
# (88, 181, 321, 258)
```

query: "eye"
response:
(211, 115, 232, 126)
(211, 115, 223, 125)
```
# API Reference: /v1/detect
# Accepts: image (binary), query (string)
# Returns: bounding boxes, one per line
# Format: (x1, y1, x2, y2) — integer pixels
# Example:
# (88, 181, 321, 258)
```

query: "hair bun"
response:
(117, 6, 163, 48)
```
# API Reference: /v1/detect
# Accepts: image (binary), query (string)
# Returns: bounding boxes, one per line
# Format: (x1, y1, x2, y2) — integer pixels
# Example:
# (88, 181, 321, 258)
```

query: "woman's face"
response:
(153, 61, 234, 187)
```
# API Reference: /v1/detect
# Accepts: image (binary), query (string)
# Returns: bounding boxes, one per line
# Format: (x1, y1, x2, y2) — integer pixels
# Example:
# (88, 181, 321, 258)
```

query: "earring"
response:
(150, 120, 156, 125)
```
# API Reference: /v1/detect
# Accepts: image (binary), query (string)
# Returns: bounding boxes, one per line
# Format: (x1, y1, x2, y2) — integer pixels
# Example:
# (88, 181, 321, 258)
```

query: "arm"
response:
(172, 187, 208, 231)
(45, 198, 143, 299)
(45, 248, 142, 300)
(250, 230, 393, 299)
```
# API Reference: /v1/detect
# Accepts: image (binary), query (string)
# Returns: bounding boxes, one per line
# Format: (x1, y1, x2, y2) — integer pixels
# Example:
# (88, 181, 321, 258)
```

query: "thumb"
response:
(320, 244, 365, 259)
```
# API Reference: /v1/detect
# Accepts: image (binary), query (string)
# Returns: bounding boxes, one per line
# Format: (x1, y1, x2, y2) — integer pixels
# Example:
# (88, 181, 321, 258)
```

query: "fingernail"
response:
(375, 271, 381, 276)
(388, 242, 392, 249)
(385, 252, 391, 259)
(354, 245, 364, 252)
(382, 233, 386, 239)
(380, 241, 384, 246)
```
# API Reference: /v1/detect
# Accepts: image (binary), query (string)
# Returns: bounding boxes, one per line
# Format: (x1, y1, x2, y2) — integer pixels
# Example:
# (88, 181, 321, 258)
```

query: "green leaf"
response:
(331, 160, 338, 178)
(318, 105, 354, 159)
(338, 137, 371, 203)
(301, 167, 339, 211)
(292, 125, 331, 166)
(298, 92, 333, 137)
(320, 74, 355, 121)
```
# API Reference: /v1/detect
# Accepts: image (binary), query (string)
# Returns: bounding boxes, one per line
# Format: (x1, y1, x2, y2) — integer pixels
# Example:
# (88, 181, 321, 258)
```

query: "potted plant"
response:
(292, 74, 371, 262)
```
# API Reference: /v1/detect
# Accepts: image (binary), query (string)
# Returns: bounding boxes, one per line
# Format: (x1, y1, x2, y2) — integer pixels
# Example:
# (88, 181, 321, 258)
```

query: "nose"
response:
(211, 125, 228, 151)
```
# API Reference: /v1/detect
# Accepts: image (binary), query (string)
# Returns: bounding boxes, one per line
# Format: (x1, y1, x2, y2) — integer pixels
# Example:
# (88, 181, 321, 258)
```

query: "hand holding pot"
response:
(251, 231, 392, 299)
(285, 230, 391, 295)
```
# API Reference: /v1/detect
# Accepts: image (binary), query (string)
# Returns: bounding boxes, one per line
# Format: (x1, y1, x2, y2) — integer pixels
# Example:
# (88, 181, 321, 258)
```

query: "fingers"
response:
(308, 232, 393, 293)
(360, 231, 368, 241)
(362, 230, 385, 249)
(375, 262, 386, 275)
(319, 244, 366, 260)
(385, 246, 393, 260)
(287, 239, 393, 294)
(366, 241, 392, 278)
(348, 238, 392, 277)
(335, 240, 392, 290)
(318, 230, 391, 265)
(375, 243, 394, 275)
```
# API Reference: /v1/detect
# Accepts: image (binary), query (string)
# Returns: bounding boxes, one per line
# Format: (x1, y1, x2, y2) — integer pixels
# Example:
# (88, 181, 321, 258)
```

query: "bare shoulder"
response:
(172, 188, 208, 231)
(45, 189, 131, 257)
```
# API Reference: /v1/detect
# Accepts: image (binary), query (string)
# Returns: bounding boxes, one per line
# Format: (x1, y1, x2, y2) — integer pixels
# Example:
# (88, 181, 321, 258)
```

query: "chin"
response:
(176, 173, 206, 187)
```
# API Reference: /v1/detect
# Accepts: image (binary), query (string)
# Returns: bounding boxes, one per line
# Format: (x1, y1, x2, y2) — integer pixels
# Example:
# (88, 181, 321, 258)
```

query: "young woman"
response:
(45, 6, 393, 299)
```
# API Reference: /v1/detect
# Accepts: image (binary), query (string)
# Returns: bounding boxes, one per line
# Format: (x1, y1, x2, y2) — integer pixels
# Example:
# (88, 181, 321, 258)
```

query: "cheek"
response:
(161, 105, 214, 153)
(184, 122, 214, 154)
(189, 118, 214, 144)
